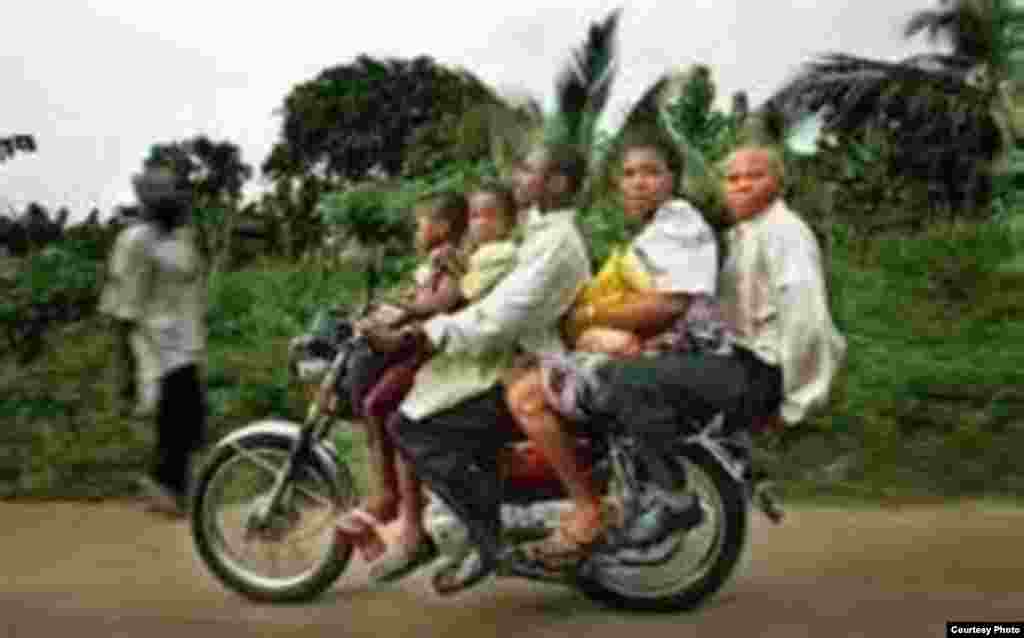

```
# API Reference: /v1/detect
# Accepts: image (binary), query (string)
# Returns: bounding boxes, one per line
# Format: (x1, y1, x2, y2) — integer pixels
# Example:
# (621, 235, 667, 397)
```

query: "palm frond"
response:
(547, 8, 621, 153)
(586, 66, 727, 211)
(740, 100, 788, 147)
(904, 0, 995, 62)
(903, 0, 1024, 75)
(619, 69, 693, 133)
(479, 10, 622, 183)
(584, 67, 686, 204)
(904, 8, 958, 43)
(657, 71, 720, 183)
(756, 0, 1024, 214)
(475, 86, 547, 179)
(767, 52, 986, 132)
(766, 47, 1003, 212)
(899, 52, 978, 75)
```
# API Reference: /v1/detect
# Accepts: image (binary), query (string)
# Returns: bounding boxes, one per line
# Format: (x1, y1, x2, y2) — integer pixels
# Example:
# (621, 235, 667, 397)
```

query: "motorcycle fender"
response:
(677, 438, 747, 486)
(213, 419, 345, 488)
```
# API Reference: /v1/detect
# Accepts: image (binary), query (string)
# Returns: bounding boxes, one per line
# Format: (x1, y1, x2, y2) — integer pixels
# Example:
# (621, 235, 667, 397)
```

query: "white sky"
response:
(1, 0, 932, 221)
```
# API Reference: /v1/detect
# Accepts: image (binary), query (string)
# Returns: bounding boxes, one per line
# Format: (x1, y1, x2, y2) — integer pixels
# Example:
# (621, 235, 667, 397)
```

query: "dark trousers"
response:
(587, 347, 782, 489)
(388, 387, 524, 560)
(592, 346, 782, 441)
(152, 364, 207, 495)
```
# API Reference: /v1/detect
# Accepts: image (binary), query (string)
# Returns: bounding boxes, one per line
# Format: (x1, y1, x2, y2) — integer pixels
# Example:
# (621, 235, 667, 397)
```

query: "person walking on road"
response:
(100, 165, 208, 518)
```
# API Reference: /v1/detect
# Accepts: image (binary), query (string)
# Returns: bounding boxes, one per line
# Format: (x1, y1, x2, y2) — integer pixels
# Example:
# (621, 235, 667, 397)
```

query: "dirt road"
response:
(1, 500, 1022, 637)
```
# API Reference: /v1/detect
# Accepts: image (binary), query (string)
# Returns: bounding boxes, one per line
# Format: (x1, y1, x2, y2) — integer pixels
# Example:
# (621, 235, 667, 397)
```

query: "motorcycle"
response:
(190, 301, 785, 612)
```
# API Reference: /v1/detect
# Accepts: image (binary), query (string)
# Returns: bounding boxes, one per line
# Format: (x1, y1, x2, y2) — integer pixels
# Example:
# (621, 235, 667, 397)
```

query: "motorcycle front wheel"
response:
(191, 432, 357, 603)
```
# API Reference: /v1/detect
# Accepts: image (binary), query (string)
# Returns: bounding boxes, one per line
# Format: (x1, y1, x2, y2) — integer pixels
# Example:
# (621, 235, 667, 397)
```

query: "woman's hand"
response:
(575, 291, 686, 341)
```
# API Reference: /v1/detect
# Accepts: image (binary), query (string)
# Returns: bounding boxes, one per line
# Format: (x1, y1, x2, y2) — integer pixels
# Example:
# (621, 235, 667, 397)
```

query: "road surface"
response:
(1, 500, 1022, 637)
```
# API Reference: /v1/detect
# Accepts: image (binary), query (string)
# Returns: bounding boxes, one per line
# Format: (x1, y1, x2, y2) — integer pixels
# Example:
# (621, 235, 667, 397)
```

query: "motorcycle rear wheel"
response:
(576, 447, 750, 612)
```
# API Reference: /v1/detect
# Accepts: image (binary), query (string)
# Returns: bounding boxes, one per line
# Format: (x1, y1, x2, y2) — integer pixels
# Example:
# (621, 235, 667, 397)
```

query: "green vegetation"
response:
(1, 206, 1022, 502)
(766, 213, 1024, 501)
(0, 256, 371, 498)
(3, 3, 1023, 504)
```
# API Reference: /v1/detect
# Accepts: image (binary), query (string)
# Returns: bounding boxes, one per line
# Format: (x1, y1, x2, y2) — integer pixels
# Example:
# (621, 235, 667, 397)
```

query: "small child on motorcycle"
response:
(334, 192, 469, 563)
(359, 182, 524, 582)
(388, 182, 522, 420)
(359, 184, 521, 428)
(338, 183, 523, 579)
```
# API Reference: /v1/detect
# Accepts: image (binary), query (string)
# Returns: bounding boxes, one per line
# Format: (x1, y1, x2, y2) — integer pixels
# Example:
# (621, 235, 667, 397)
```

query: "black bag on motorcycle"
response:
(336, 339, 423, 419)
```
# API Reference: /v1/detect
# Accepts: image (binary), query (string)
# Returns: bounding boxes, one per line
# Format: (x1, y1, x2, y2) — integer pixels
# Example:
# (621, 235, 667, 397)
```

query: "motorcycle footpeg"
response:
(496, 553, 574, 584)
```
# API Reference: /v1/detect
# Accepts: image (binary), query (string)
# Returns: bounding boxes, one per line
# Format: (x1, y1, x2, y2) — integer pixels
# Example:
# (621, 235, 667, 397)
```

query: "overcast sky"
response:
(1, 0, 934, 221)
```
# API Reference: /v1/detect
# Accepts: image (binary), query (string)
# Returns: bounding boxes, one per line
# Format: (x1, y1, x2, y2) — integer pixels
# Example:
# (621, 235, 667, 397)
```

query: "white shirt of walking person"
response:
(100, 222, 206, 416)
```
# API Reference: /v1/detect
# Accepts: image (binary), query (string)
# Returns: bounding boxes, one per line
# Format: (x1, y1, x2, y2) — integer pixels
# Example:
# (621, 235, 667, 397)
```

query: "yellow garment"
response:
(460, 240, 518, 302)
(565, 245, 653, 342)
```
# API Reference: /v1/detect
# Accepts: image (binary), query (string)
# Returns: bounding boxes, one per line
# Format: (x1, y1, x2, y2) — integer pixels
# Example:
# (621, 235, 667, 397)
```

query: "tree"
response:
(0, 135, 39, 256)
(22, 202, 61, 251)
(582, 64, 740, 227)
(459, 8, 621, 202)
(0, 214, 27, 256)
(55, 207, 70, 231)
(145, 136, 252, 204)
(142, 135, 253, 271)
(0, 135, 36, 163)
(265, 55, 499, 183)
(731, 91, 750, 127)
(764, 0, 1024, 218)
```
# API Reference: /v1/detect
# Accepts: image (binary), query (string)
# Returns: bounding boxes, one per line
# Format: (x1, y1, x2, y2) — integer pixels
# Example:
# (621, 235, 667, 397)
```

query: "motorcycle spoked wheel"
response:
(575, 447, 750, 612)
(191, 434, 357, 603)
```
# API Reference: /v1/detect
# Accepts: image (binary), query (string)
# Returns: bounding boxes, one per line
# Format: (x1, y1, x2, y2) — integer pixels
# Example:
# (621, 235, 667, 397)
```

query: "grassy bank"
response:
(1, 216, 1022, 502)
(763, 215, 1024, 500)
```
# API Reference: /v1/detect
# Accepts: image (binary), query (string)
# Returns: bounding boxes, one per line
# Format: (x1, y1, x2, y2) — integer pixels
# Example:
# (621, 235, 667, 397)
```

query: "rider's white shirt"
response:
(718, 199, 846, 425)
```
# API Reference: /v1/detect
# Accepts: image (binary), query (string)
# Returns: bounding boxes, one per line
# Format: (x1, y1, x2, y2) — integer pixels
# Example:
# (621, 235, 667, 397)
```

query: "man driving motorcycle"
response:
(367, 142, 593, 595)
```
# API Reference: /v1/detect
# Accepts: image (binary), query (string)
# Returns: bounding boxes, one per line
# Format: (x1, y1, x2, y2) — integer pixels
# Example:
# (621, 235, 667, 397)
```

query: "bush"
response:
(207, 260, 366, 346)
(0, 240, 105, 362)
(317, 187, 414, 247)
(775, 215, 1024, 500)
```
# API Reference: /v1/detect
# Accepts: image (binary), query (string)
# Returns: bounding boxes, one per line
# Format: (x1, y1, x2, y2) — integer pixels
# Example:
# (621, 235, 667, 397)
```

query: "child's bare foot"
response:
(361, 496, 399, 524)
(368, 520, 438, 583)
(335, 508, 389, 564)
